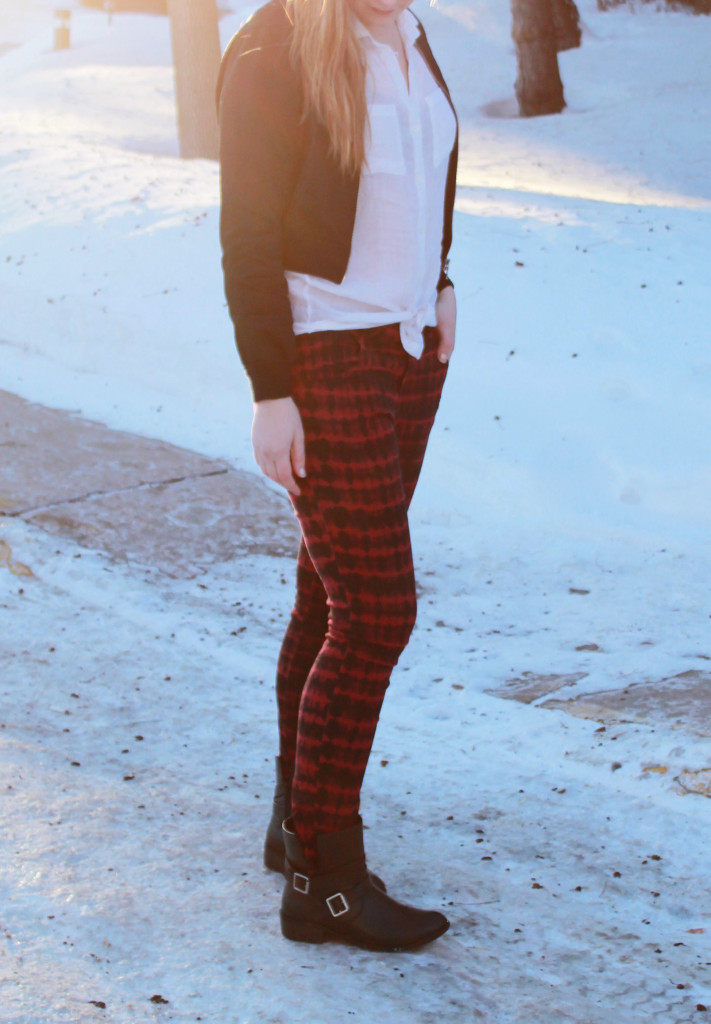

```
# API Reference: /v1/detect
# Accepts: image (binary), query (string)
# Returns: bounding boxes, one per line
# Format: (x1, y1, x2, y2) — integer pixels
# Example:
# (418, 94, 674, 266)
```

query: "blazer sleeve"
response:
(218, 26, 305, 402)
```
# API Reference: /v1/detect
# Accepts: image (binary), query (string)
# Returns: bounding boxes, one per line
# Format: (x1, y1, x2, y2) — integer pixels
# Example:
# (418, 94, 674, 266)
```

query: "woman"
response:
(218, 0, 457, 951)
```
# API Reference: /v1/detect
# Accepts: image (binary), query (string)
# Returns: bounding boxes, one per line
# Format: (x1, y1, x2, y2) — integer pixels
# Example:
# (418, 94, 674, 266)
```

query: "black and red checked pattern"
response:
(274, 323, 448, 865)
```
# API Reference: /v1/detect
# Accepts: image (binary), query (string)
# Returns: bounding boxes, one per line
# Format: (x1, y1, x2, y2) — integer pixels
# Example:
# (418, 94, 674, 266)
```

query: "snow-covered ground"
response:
(1, 1, 710, 1021)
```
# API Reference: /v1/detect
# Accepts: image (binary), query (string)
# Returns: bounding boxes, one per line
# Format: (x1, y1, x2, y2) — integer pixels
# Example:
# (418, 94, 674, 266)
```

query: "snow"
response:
(1, 0, 710, 1021)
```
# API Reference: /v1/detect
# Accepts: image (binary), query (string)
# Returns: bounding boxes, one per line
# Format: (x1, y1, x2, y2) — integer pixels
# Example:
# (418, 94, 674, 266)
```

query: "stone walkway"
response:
(0, 389, 300, 579)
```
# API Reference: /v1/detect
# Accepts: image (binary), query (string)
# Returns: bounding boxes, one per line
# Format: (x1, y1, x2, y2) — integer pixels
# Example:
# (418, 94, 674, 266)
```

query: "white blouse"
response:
(285, 9, 456, 359)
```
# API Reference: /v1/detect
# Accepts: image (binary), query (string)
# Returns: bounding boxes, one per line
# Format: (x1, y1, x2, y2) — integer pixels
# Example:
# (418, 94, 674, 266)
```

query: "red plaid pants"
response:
(276, 323, 448, 863)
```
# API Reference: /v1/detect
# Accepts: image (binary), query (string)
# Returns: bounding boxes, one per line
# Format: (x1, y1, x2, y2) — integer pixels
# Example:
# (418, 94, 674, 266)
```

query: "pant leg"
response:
(284, 325, 446, 863)
(275, 538, 327, 782)
(274, 327, 448, 788)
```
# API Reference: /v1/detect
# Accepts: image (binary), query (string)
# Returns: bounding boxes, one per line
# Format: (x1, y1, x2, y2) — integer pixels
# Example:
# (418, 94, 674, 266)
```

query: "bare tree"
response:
(168, 0, 222, 159)
(511, 0, 566, 117)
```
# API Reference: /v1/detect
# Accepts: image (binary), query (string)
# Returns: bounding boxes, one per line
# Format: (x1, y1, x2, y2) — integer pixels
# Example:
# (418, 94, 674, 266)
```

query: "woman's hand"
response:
(435, 285, 456, 364)
(252, 397, 306, 496)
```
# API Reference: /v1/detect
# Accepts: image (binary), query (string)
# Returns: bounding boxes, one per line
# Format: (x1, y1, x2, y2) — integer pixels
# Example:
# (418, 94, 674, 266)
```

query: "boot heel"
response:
(280, 912, 327, 944)
(264, 842, 285, 873)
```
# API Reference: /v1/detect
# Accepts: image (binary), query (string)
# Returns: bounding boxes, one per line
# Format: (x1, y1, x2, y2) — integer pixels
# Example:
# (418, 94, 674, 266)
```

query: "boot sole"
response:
(280, 911, 449, 952)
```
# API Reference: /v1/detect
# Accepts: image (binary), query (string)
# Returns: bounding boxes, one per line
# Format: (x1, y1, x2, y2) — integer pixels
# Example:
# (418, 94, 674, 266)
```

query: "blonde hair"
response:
(288, 0, 367, 176)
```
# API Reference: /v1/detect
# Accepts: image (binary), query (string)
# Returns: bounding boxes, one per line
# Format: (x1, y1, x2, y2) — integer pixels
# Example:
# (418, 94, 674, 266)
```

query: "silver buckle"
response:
(293, 872, 310, 895)
(326, 892, 350, 918)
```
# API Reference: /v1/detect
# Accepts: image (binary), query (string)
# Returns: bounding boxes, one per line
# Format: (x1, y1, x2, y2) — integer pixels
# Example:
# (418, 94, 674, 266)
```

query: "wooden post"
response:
(168, 0, 222, 160)
(54, 8, 71, 50)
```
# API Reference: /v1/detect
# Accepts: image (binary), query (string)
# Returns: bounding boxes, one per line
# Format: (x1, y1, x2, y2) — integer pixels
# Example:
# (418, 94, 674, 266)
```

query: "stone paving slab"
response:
(0, 389, 300, 577)
(484, 671, 589, 704)
(0, 390, 223, 513)
(486, 668, 711, 754)
(540, 669, 711, 738)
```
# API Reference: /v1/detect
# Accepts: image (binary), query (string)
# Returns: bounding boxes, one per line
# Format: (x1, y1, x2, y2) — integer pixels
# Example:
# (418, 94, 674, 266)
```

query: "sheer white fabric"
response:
(285, 10, 456, 358)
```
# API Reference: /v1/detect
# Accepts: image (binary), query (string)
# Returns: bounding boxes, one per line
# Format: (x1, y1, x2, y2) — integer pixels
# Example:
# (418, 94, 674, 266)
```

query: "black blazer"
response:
(217, 0, 458, 401)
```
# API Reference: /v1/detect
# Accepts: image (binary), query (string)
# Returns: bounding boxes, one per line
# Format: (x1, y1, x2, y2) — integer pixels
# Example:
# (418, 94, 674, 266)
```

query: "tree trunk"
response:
(551, 0, 581, 52)
(511, 0, 566, 117)
(168, 0, 222, 159)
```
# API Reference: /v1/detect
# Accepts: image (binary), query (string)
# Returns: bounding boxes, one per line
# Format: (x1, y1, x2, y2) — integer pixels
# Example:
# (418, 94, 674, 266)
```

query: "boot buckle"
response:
(326, 892, 350, 918)
(293, 872, 310, 894)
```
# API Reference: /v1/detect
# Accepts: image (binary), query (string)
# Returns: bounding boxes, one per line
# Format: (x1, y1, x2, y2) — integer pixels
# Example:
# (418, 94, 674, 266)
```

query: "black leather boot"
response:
(280, 817, 449, 951)
(264, 758, 386, 891)
(263, 757, 291, 873)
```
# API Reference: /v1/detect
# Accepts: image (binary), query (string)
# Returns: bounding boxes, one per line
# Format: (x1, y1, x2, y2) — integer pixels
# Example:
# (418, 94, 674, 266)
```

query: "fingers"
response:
(256, 446, 302, 495)
(435, 285, 456, 364)
(256, 457, 298, 495)
(437, 331, 455, 364)
(251, 398, 306, 496)
(272, 452, 302, 496)
(291, 419, 307, 483)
